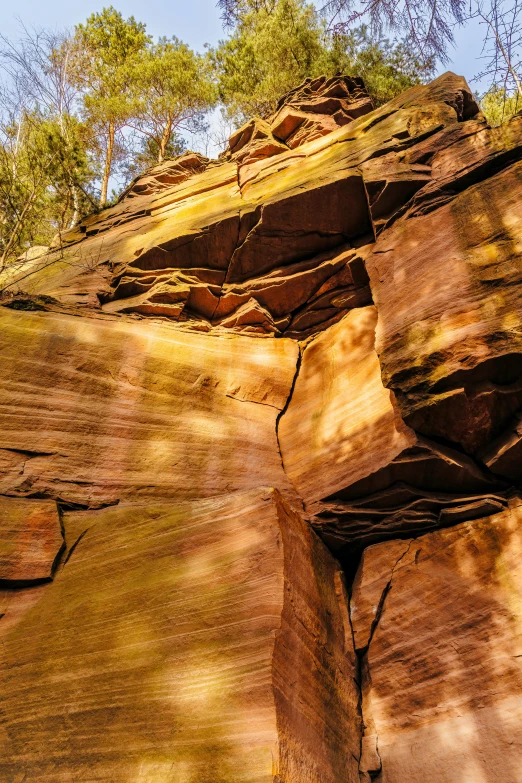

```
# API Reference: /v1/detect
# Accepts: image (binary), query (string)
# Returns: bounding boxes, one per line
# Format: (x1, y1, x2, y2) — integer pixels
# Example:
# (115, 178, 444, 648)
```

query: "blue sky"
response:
(1, 0, 489, 169)
(2, 1, 223, 52)
(2, 0, 488, 89)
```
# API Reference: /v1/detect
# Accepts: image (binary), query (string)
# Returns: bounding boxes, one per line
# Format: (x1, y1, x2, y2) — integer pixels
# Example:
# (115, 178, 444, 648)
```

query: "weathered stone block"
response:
(0, 496, 62, 581)
(0, 308, 298, 507)
(278, 306, 501, 550)
(351, 499, 522, 782)
(0, 488, 360, 783)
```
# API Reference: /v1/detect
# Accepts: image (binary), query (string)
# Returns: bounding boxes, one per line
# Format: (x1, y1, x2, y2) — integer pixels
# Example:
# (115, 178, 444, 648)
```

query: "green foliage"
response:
(327, 26, 435, 106)
(121, 133, 188, 184)
(212, 0, 434, 122)
(212, 0, 329, 120)
(480, 86, 521, 126)
(70, 10, 216, 200)
(0, 2, 438, 260)
(0, 110, 94, 266)
(72, 7, 151, 203)
(74, 7, 150, 126)
(128, 37, 217, 162)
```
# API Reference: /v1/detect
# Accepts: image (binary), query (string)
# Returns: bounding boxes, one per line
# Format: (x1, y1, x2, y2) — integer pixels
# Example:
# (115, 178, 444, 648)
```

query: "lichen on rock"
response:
(2, 70, 522, 782)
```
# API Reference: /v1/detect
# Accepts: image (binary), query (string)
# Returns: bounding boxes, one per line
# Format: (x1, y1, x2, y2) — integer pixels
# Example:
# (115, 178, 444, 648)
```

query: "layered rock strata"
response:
(0, 307, 298, 507)
(351, 498, 522, 782)
(224, 74, 373, 166)
(0, 489, 360, 783)
(2, 70, 522, 781)
(0, 72, 476, 339)
(278, 306, 506, 551)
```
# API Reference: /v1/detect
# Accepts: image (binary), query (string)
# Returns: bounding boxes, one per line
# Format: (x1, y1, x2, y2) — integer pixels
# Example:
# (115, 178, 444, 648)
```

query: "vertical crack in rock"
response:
(209, 209, 242, 323)
(364, 539, 413, 654)
(275, 344, 303, 501)
(334, 569, 356, 657)
(62, 529, 89, 566)
(359, 734, 382, 781)
(223, 206, 264, 287)
(361, 177, 377, 245)
(350, 539, 414, 781)
(335, 569, 365, 771)
(220, 165, 245, 290)
(210, 195, 264, 325)
(50, 503, 67, 578)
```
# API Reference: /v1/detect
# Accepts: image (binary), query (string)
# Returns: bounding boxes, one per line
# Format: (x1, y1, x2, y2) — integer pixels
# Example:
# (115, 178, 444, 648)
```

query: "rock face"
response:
(0, 307, 297, 507)
(278, 305, 505, 550)
(351, 499, 522, 783)
(225, 74, 373, 166)
(0, 497, 62, 582)
(0, 489, 360, 783)
(0, 72, 475, 338)
(2, 70, 522, 781)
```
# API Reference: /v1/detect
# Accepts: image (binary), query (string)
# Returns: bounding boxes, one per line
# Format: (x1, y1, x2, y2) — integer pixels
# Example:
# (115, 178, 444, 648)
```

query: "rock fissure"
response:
(208, 210, 243, 323)
(3, 71, 522, 783)
(362, 539, 414, 657)
(349, 539, 415, 782)
(339, 566, 365, 772)
(275, 344, 304, 504)
(62, 528, 89, 566)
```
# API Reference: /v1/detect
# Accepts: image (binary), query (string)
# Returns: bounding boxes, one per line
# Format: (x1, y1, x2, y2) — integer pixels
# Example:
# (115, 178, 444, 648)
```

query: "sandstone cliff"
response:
(1, 72, 522, 782)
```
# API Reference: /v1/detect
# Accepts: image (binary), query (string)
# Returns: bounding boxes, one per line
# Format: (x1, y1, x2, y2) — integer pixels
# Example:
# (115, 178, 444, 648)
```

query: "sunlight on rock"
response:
(3, 70, 522, 783)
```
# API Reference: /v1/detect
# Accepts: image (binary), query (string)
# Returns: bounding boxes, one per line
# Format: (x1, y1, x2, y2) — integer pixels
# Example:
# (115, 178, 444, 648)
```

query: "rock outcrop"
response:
(224, 74, 373, 166)
(2, 70, 522, 781)
(351, 498, 522, 782)
(1, 489, 360, 783)
(0, 307, 297, 507)
(278, 305, 505, 551)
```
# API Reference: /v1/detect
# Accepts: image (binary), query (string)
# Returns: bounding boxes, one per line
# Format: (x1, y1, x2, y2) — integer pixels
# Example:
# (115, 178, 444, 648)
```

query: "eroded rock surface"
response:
(0, 307, 297, 507)
(0, 496, 62, 582)
(2, 70, 522, 781)
(0, 488, 359, 783)
(351, 498, 522, 782)
(225, 74, 373, 167)
(278, 306, 506, 550)
(0, 72, 476, 339)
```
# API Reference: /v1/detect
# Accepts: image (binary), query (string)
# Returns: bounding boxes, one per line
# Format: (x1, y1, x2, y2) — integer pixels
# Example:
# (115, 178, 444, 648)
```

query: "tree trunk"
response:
(12, 115, 23, 178)
(100, 122, 115, 206)
(69, 184, 80, 228)
(0, 187, 38, 270)
(482, 11, 522, 98)
(158, 118, 173, 163)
